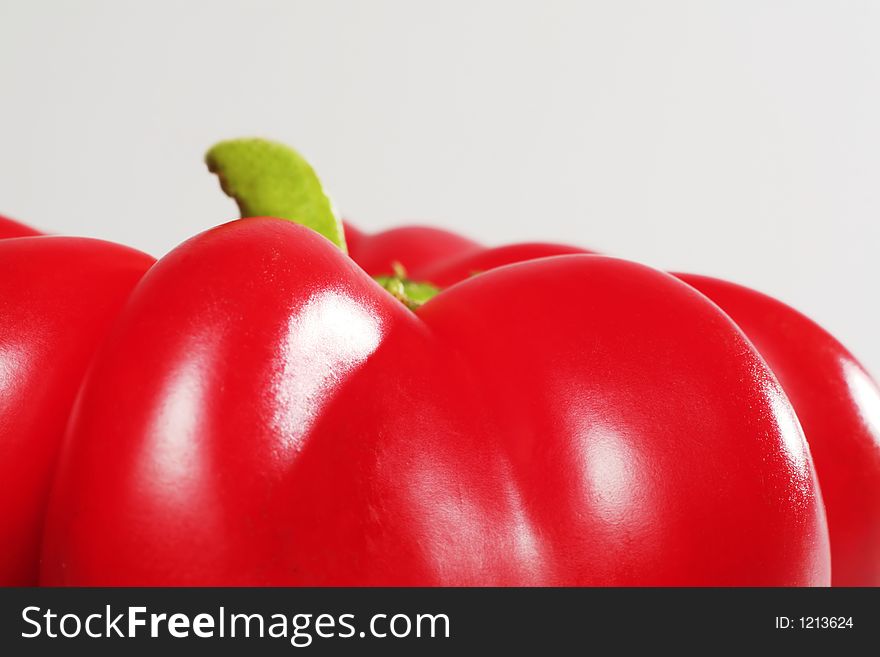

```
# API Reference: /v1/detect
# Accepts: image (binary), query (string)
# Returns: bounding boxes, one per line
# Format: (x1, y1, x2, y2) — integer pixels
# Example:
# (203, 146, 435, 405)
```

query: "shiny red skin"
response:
(344, 223, 481, 276)
(41, 217, 829, 585)
(344, 222, 591, 286)
(0, 214, 42, 239)
(348, 223, 880, 586)
(678, 274, 880, 586)
(0, 236, 154, 585)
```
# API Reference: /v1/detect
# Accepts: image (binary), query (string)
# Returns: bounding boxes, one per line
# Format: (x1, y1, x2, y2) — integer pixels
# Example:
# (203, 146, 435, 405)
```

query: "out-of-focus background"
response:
(1, 1, 878, 374)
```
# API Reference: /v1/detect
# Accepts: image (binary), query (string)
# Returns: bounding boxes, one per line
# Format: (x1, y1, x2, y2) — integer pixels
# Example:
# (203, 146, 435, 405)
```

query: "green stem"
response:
(374, 262, 440, 310)
(205, 137, 442, 309)
(206, 138, 347, 252)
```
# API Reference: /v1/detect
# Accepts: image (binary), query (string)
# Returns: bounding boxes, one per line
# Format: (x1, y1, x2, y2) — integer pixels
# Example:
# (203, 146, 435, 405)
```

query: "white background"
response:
(1, 1, 878, 376)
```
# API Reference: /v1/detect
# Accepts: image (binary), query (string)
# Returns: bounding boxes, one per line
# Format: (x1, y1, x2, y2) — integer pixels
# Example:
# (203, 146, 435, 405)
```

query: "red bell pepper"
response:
(348, 218, 880, 587)
(0, 229, 154, 585)
(36, 139, 835, 585)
